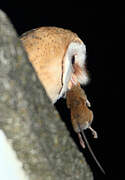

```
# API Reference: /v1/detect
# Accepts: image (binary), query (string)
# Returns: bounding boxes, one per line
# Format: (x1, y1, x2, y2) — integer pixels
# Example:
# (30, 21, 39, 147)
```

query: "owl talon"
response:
(89, 126, 98, 138)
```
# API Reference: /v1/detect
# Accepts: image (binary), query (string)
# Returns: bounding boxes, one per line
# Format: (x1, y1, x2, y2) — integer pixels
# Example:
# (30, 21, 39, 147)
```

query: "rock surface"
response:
(0, 10, 93, 180)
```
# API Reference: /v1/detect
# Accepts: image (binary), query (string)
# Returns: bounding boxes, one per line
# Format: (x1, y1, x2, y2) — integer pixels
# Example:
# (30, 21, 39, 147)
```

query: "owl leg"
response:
(78, 132, 85, 148)
(89, 126, 98, 138)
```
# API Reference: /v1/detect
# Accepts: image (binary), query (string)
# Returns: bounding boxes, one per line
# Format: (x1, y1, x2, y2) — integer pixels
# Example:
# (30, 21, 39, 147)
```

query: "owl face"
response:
(21, 27, 89, 103)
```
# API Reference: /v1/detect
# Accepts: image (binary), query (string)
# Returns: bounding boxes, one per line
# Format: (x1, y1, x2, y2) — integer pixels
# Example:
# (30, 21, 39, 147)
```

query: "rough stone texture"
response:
(0, 10, 93, 180)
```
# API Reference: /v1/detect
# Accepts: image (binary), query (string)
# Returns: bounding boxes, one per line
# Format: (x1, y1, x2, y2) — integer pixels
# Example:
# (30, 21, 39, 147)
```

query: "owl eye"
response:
(71, 55, 75, 65)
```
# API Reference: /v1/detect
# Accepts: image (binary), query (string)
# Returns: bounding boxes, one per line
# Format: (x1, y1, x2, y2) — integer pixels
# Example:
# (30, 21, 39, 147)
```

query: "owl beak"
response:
(68, 70, 80, 89)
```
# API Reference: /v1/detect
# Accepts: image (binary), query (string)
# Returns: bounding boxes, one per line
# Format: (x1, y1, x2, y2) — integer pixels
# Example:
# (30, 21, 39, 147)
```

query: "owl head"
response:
(21, 27, 89, 103)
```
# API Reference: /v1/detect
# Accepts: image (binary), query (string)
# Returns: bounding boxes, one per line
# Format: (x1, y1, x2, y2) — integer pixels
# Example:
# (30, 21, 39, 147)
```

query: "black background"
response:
(1, 2, 124, 179)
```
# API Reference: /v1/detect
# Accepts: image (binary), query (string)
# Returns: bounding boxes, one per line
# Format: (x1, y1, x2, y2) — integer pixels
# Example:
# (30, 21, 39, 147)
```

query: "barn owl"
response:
(20, 27, 89, 103)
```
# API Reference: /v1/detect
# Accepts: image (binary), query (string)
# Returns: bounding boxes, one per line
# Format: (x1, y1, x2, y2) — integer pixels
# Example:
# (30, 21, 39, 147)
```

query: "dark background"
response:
(1, 2, 123, 179)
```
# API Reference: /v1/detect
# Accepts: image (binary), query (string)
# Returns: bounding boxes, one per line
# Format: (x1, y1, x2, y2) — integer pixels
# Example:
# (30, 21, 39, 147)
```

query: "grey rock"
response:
(0, 10, 93, 180)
